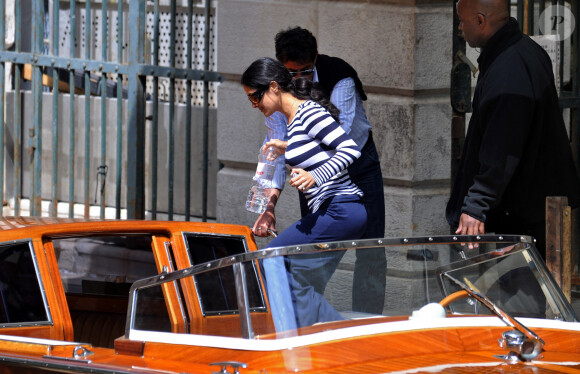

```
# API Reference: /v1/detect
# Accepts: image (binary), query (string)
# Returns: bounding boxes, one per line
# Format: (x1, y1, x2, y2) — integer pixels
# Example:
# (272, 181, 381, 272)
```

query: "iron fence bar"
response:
(0, 52, 221, 80)
(517, 0, 524, 31)
(151, 0, 160, 220)
(168, 0, 177, 221)
(528, 0, 534, 35)
(13, 0, 22, 217)
(99, 0, 109, 219)
(84, 0, 92, 218)
(51, 0, 60, 217)
(574, 0, 580, 274)
(13, 56, 21, 217)
(135, 64, 221, 80)
(575, 0, 579, 99)
(185, 0, 193, 222)
(202, 0, 211, 222)
(0, 0, 5, 217)
(115, 0, 124, 219)
(31, 0, 44, 216)
(559, 95, 580, 107)
(127, 0, 146, 219)
(68, 0, 77, 218)
(557, 1, 565, 95)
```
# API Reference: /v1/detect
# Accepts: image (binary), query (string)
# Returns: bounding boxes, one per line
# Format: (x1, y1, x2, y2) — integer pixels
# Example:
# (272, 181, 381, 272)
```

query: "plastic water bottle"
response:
(245, 146, 277, 214)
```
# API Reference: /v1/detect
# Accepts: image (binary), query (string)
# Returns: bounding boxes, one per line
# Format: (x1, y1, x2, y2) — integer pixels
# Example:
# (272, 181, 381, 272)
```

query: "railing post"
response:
(30, 0, 44, 216)
(127, 0, 146, 219)
(546, 196, 572, 302)
(0, 0, 5, 217)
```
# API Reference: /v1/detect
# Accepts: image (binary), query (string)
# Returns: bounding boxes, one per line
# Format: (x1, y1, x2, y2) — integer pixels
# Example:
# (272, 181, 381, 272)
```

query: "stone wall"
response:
(216, 0, 454, 248)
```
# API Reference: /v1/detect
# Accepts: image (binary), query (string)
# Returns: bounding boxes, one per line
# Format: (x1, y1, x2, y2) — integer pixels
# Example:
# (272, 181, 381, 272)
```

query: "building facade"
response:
(216, 0, 454, 247)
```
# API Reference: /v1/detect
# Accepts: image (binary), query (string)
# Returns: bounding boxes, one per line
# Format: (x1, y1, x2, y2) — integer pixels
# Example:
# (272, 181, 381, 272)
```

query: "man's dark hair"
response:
(274, 27, 318, 64)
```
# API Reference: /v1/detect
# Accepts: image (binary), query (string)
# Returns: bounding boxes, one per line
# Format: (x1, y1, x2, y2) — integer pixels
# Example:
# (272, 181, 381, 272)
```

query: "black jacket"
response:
(315, 54, 367, 101)
(446, 18, 580, 229)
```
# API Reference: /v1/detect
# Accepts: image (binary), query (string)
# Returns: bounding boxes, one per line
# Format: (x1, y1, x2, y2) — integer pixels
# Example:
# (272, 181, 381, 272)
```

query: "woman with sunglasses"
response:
(241, 57, 367, 329)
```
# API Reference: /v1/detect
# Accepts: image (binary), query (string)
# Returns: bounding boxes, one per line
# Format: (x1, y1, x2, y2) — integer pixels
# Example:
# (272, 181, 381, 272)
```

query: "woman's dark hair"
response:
(241, 57, 340, 122)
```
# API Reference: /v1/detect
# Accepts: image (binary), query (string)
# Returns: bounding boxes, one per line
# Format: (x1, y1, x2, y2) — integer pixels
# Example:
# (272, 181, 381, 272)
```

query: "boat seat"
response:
(66, 293, 128, 348)
(70, 309, 125, 348)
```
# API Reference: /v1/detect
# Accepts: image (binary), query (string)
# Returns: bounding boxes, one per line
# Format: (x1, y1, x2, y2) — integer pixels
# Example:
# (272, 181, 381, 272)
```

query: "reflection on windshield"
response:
(439, 247, 555, 319)
(128, 236, 577, 339)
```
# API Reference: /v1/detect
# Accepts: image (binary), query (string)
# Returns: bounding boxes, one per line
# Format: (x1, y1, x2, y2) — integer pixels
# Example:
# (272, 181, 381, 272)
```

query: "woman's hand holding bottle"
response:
(264, 139, 287, 160)
(290, 169, 314, 192)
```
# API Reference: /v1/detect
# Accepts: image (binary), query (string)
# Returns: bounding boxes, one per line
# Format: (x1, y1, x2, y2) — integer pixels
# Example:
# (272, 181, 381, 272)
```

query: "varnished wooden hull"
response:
(0, 320, 579, 373)
(0, 218, 576, 373)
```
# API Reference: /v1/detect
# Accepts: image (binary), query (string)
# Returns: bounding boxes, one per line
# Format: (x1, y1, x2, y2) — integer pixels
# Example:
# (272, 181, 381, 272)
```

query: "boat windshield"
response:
(126, 235, 577, 343)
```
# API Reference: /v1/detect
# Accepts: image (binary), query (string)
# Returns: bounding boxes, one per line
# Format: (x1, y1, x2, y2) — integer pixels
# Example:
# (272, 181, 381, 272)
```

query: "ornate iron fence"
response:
(0, 0, 222, 220)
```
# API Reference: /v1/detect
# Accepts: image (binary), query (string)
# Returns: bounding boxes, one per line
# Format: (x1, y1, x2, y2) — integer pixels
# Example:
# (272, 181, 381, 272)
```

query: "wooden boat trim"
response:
(385, 360, 580, 374)
(0, 354, 137, 374)
(128, 317, 580, 351)
(0, 334, 81, 346)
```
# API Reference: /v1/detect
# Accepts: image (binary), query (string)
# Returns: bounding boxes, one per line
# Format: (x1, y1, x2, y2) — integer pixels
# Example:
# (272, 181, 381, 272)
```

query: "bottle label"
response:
(254, 162, 275, 181)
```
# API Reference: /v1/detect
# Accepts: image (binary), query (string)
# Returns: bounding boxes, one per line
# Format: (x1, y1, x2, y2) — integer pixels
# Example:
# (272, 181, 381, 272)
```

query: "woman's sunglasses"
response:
(247, 89, 265, 104)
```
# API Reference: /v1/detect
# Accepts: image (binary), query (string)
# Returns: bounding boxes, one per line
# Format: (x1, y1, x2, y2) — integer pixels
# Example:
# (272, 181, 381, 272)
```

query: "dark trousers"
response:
(266, 195, 367, 328)
(299, 132, 386, 313)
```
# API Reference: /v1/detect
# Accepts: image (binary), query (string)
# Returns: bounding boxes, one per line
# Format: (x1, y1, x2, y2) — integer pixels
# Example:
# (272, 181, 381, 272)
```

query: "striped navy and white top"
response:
(265, 76, 371, 190)
(286, 100, 363, 213)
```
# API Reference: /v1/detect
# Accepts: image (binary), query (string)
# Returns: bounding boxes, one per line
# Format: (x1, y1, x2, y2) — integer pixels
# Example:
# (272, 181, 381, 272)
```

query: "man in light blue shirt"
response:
(252, 27, 386, 314)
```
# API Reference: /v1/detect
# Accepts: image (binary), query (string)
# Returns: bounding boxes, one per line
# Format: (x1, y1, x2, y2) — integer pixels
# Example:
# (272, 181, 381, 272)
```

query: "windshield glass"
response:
(127, 235, 577, 340)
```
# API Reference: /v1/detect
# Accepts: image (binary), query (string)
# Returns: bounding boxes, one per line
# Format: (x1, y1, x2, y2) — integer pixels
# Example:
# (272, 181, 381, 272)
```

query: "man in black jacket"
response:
(447, 0, 580, 258)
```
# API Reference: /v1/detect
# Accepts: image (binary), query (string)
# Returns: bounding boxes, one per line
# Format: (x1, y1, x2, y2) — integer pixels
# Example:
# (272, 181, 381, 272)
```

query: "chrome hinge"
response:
(209, 361, 248, 374)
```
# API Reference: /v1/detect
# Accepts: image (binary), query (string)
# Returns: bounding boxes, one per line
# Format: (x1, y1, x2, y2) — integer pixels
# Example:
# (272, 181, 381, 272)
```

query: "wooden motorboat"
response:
(0, 217, 578, 373)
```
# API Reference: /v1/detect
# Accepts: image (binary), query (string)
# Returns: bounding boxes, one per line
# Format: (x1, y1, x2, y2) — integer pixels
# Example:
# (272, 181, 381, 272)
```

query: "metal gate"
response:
(0, 0, 222, 220)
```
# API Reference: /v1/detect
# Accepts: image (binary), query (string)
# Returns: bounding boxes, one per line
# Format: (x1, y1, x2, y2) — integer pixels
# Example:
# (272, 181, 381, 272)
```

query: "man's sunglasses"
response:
(289, 68, 314, 78)
(247, 89, 265, 105)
